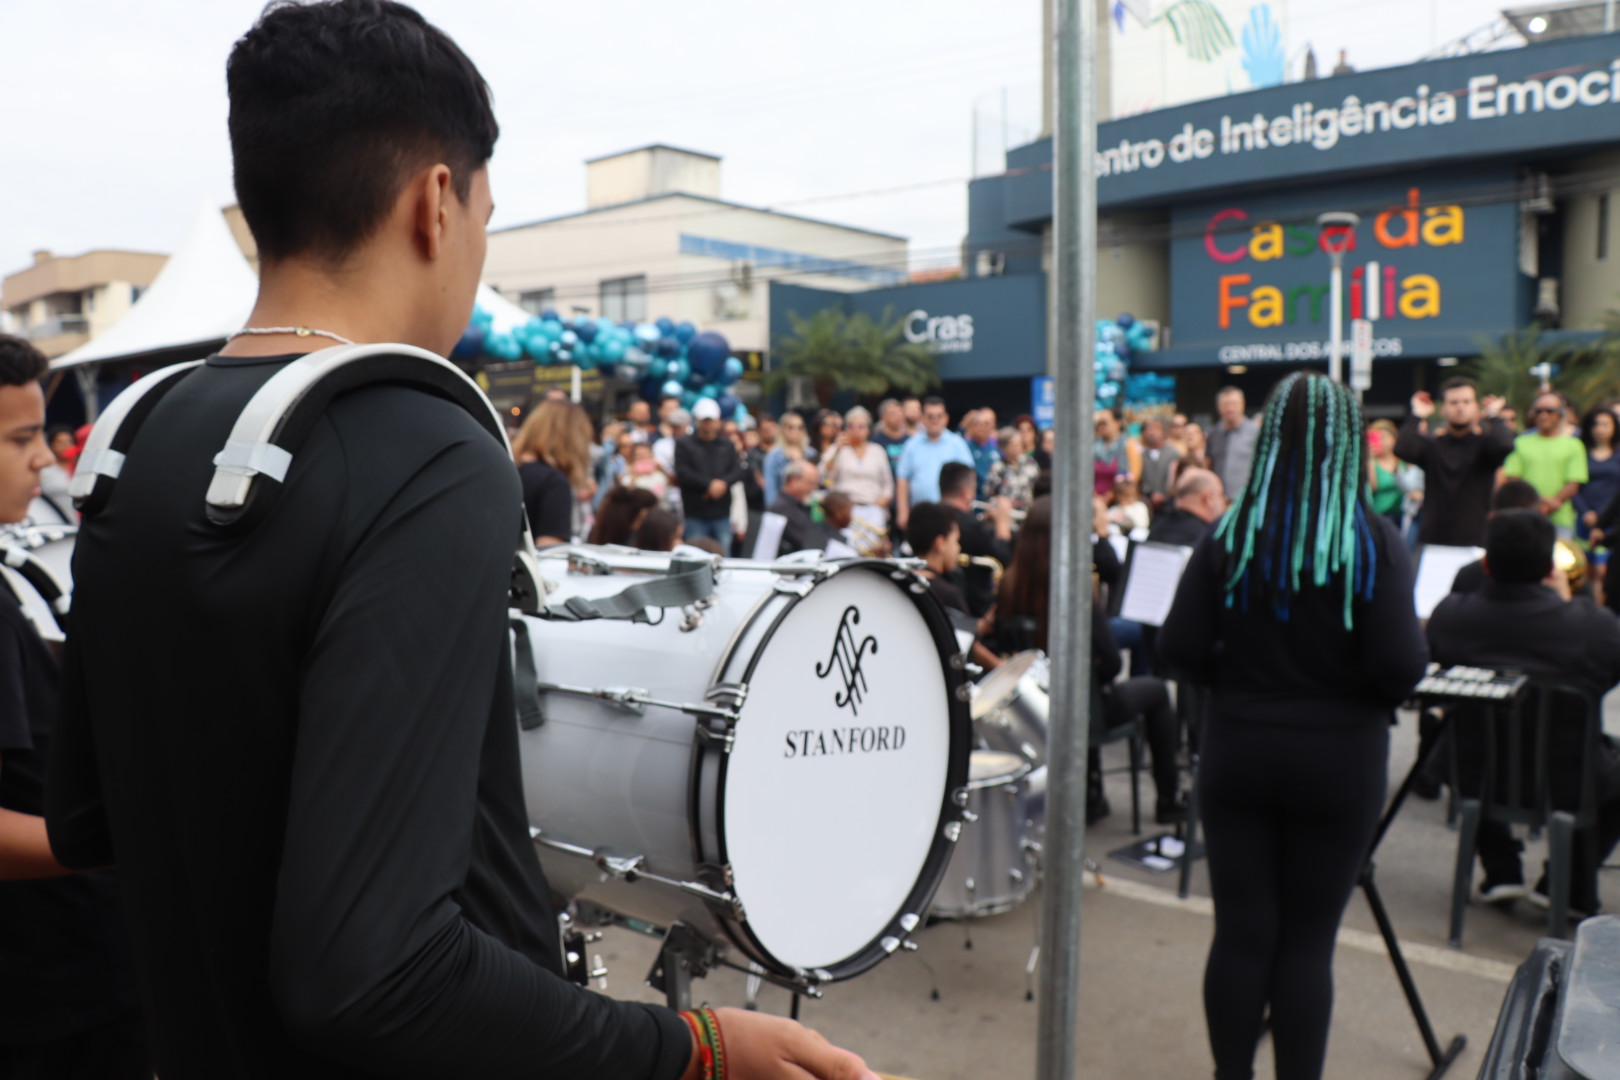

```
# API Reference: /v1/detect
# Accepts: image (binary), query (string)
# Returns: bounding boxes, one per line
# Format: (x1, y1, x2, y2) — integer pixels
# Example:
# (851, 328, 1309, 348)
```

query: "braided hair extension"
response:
(1212, 372, 1380, 629)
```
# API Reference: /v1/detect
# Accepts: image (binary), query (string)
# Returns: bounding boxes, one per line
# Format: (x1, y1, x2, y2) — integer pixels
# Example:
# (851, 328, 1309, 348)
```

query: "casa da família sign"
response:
(1168, 170, 1522, 364)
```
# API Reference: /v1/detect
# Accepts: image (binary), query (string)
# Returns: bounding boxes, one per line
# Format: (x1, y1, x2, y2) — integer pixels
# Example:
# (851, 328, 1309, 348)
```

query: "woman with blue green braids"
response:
(1160, 372, 1428, 1080)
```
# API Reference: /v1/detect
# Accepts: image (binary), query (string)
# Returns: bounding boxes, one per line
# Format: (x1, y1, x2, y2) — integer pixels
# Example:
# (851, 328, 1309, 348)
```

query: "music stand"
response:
(1359, 665, 1527, 1080)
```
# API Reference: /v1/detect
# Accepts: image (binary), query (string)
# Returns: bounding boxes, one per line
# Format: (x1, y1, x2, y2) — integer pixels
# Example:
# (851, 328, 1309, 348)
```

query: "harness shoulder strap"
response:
(70, 359, 205, 515)
(204, 343, 508, 528)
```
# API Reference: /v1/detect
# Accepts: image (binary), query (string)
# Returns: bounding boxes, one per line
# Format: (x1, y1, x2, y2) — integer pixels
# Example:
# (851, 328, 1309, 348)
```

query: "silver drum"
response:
(929, 750, 1039, 920)
(970, 650, 1050, 766)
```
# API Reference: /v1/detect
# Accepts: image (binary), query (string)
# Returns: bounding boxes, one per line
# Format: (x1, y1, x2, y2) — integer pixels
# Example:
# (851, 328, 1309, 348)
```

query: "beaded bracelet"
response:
(679, 1007, 727, 1080)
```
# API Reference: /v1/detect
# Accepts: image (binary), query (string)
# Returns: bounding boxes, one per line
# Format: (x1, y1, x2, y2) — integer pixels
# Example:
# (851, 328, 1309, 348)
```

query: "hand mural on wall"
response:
(1151, 0, 1237, 63)
(1240, 4, 1286, 88)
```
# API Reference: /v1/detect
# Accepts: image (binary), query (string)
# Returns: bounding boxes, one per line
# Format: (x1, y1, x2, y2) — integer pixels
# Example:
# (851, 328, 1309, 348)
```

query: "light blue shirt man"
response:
(896, 399, 974, 525)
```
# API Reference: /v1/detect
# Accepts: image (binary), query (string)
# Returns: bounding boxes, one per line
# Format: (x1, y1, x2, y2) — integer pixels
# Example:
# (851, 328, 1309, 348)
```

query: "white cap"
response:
(692, 398, 723, 421)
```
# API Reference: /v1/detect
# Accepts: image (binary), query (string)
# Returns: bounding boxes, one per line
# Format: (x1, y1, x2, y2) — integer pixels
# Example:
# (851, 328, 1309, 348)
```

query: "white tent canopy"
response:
(52, 201, 258, 371)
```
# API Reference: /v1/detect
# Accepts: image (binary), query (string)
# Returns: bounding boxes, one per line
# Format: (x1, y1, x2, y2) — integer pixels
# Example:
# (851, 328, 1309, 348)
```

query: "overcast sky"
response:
(2, 0, 1511, 282)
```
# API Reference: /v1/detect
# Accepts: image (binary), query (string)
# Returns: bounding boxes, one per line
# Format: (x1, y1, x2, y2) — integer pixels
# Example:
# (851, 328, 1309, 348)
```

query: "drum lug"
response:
(954, 683, 973, 702)
(772, 577, 814, 597)
(944, 820, 963, 842)
(952, 786, 971, 808)
(696, 714, 739, 753)
(595, 850, 649, 881)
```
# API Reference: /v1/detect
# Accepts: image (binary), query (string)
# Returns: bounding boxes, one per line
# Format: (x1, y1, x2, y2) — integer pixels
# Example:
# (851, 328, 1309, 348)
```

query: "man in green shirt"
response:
(1504, 391, 1588, 537)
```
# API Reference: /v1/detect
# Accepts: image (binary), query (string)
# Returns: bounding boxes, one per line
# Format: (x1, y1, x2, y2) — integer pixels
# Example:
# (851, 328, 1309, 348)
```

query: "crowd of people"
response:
(513, 373, 1620, 1080)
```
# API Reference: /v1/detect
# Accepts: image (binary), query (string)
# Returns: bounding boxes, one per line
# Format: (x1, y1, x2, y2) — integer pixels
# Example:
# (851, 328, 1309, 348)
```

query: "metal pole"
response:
(1035, 0, 1095, 1075)
(571, 364, 582, 404)
(1328, 258, 1344, 384)
(1607, 0, 1616, 32)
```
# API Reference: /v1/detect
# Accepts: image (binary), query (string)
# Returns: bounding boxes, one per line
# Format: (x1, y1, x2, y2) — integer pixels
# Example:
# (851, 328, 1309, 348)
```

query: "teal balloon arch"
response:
(454, 306, 749, 422)
(1095, 313, 1173, 413)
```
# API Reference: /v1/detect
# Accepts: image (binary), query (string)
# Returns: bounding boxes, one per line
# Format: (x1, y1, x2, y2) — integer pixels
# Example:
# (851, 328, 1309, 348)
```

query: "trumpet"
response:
(959, 553, 1005, 586)
(972, 500, 1028, 523)
(1554, 536, 1588, 593)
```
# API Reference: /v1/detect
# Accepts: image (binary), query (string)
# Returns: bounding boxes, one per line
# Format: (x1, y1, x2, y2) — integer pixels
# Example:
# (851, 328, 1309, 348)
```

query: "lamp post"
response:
(1316, 211, 1360, 384)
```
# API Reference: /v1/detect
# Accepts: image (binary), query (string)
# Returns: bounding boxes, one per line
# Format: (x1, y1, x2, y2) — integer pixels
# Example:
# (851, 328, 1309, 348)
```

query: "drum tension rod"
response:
(529, 828, 746, 919)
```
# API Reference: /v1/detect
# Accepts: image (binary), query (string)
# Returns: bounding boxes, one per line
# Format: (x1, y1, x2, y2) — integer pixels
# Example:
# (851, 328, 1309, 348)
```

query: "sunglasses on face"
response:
(1531, 407, 1561, 416)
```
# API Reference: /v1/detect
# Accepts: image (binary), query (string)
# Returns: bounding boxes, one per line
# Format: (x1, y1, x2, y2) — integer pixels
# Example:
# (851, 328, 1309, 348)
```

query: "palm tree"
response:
(766, 307, 940, 405)
(1469, 311, 1620, 417)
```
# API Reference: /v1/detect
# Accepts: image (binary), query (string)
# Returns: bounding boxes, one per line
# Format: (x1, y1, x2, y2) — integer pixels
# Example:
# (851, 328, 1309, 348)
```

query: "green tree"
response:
(766, 306, 940, 405)
(1468, 311, 1620, 417)
(1466, 324, 1564, 419)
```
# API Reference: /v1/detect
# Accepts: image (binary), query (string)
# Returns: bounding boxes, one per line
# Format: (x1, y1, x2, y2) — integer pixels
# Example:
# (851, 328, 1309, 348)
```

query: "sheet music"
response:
(1118, 543, 1194, 627)
(751, 512, 787, 560)
(823, 537, 859, 560)
(1413, 544, 1484, 619)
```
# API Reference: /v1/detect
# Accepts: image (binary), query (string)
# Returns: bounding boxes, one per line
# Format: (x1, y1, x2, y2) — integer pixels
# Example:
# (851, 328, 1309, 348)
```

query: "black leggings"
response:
(1197, 714, 1388, 1080)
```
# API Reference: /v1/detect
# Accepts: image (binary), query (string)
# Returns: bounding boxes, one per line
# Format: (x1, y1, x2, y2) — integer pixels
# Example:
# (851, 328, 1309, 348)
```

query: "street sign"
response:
(1350, 318, 1374, 392)
(1032, 376, 1055, 428)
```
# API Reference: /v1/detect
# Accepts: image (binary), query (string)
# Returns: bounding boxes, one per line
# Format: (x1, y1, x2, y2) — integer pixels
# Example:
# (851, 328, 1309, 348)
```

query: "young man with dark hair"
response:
(906, 502, 968, 613)
(1447, 478, 1543, 595)
(45, 6, 872, 1080)
(1427, 509, 1620, 911)
(1395, 377, 1514, 546)
(938, 459, 1011, 618)
(0, 336, 148, 1077)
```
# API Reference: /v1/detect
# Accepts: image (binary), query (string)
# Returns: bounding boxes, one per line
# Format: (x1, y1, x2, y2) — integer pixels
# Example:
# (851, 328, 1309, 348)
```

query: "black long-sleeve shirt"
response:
(1159, 516, 1428, 727)
(46, 354, 689, 1079)
(674, 432, 745, 520)
(1394, 415, 1515, 546)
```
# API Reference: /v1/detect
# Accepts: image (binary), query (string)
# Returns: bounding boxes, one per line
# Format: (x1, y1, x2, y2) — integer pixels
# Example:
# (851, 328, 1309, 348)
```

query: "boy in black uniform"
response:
(45, 4, 873, 1080)
(0, 335, 147, 1078)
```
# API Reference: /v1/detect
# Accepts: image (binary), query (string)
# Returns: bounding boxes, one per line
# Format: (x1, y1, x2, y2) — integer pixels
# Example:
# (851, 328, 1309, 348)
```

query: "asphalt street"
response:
(585, 697, 1620, 1079)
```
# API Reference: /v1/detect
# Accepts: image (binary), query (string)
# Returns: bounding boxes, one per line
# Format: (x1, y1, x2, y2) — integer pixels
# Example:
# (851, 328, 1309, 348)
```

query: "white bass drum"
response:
(515, 548, 972, 984)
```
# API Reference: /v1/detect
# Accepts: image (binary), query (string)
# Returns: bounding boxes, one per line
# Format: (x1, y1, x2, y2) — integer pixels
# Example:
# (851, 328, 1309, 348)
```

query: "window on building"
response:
(130, 285, 145, 304)
(599, 275, 647, 322)
(1599, 194, 1610, 262)
(518, 288, 555, 315)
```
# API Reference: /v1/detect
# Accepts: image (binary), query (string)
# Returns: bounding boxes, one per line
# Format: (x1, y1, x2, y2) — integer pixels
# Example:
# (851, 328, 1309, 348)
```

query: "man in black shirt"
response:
(1145, 468, 1225, 548)
(1427, 510, 1620, 912)
(1395, 377, 1514, 546)
(939, 461, 1011, 617)
(45, 6, 872, 1080)
(0, 336, 147, 1077)
(674, 397, 745, 547)
(768, 460, 830, 555)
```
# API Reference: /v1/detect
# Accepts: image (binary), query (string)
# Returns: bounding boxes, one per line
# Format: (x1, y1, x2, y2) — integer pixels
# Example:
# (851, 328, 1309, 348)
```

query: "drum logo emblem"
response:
(816, 605, 879, 716)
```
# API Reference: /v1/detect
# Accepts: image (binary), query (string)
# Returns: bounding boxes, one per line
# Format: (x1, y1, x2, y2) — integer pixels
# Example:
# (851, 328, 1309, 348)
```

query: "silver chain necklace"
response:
(226, 326, 356, 346)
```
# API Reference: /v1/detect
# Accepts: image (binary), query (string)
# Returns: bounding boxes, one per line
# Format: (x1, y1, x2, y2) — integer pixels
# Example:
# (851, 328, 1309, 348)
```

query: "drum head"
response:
(969, 650, 1043, 720)
(722, 565, 959, 973)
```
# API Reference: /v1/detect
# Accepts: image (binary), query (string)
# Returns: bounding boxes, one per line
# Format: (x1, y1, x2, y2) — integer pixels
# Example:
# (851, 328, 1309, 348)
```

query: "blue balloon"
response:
(574, 353, 596, 371)
(452, 326, 485, 359)
(687, 330, 731, 378)
(700, 384, 719, 399)
(525, 334, 551, 360)
(634, 324, 661, 346)
(720, 356, 745, 384)
(485, 331, 516, 359)
(615, 364, 639, 381)
(540, 308, 560, 322)
(688, 371, 708, 390)
(640, 375, 664, 401)
(470, 307, 494, 329)
(733, 403, 749, 425)
(649, 357, 670, 380)
(1117, 313, 1136, 329)
(655, 336, 682, 359)
(680, 390, 700, 409)
(674, 320, 697, 345)
(574, 321, 598, 345)
(556, 348, 573, 364)
(656, 316, 677, 336)
(560, 329, 579, 348)
(662, 380, 685, 399)
(598, 337, 626, 362)
(667, 358, 690, 384)
(717, 392, 740, 416)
